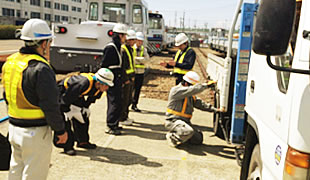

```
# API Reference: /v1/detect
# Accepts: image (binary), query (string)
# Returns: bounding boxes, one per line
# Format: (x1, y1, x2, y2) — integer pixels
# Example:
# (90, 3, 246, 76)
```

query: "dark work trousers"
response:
(53, 114, 89, 151)
(175, 73, 184, 85)
(120, 78, 134, 121)
(53, 114, 74, 151)
(132, 73, 144, 106)
(106, 75, 123, 128)
(72, 114, 90, 144)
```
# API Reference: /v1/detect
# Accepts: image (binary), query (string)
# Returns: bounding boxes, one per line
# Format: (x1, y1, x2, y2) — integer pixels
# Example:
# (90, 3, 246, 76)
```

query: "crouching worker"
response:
(165, 71, 221, 147)
(53, 68, 114, 155)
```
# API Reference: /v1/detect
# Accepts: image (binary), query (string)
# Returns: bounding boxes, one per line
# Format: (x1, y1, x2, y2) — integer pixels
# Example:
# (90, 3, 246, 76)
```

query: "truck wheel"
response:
(247, 144, 262, 180)
(213, 91, 224, 139)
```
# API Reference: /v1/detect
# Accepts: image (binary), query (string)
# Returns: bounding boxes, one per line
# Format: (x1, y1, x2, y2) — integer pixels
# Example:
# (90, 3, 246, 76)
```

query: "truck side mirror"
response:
(253, 0, 296, 55)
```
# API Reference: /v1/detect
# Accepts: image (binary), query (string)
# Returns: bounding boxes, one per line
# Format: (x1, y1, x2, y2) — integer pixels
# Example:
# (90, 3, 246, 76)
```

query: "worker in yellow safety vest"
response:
(119, 29, 136, 126)
(54, 68, 114, 155)
(160, 33, 196, 85)
(1, 19, 68, 179)
(131, 32, 150, 112)
(165, 71, 221, 147)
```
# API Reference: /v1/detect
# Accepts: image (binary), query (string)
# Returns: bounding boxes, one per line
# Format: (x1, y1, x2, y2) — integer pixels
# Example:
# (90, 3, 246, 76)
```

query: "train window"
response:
(133, 5, 142, 24)
(103, 3, 126, 23)
(149, 14, 162, 29)
(275, 1, 302, 93)
(89, 2, 98, 21)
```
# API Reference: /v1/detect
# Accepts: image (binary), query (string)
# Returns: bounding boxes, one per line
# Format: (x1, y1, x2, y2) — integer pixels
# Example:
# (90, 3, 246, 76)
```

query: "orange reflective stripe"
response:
(94, 90, 100, 96)
(80, 73, 94, 96)
(167, 97, 192, 118)
(192, 96, 196, 102)
(63, 73, 94, 97)
(64, 77, 70, 89)
(166, 108, 192, 118)
(181, 97, 188, 113)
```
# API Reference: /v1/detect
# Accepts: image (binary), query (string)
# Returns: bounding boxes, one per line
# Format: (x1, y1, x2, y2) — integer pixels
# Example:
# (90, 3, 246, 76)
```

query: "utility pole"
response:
(174, 11, 177, 28)
(182, 11, 185, 32)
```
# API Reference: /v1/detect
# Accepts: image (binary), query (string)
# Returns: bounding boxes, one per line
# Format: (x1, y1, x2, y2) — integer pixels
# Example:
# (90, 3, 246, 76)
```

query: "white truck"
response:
(50, 0, 149, 73)
(207, 0, 310, 179)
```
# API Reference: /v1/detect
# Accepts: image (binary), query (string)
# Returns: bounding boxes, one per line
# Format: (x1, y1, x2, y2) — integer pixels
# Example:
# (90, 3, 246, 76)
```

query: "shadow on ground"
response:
(122, 127, 166, 140)
(76, 146, 163, 167)
(177, 143, 235, 160)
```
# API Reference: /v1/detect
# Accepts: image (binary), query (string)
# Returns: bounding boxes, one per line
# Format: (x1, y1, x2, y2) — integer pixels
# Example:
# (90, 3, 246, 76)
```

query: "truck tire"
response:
(247, 144, 262, 180)
(213, 91, 224, 139)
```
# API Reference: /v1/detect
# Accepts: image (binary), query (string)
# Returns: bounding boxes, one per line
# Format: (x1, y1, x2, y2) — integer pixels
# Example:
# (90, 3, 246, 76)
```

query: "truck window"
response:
(103, 3, 126, 23)
(89, 2, 98, 21)
(133, 5, 142, 24)
(275, 1, 302, 93)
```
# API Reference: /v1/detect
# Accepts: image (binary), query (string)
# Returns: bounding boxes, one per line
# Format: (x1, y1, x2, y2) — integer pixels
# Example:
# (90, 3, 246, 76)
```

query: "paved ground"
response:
(0, 40, 240, 179)
(0, 94, 240, 180)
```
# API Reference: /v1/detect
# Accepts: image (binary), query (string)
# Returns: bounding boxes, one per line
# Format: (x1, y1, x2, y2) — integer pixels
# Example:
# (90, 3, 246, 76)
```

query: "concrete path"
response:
(0, 94, 240, 180)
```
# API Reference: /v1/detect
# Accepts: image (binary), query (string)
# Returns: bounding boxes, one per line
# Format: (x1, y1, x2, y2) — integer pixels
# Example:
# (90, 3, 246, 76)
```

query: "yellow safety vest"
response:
(133, 45, 145, 69)
(166, 96, 196, 119)
(2, 53, 51, 119)
(122, 45, 135, 74)
(63, 73, 99, 97)
(173, 47, 192, 74)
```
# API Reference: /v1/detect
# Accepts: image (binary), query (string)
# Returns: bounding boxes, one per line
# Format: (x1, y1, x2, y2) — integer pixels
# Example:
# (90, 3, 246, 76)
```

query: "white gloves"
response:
(82, 107, 91, 118)
(64, 105, 85, 123)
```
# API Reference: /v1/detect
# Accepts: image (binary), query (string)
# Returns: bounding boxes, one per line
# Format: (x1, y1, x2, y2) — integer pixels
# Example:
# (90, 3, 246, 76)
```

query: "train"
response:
(147, 11, 175, 54)
(50, 0, 149, 73)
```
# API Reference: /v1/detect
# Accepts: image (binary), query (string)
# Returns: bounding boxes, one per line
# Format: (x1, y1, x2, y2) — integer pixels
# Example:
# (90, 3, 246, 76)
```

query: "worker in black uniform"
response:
(2, 19, 67, 179)
(119, 29, 136, 126)
(54, 68, 114, 155)
(160, 33, 196, 85)
(101, 23, 127, 135)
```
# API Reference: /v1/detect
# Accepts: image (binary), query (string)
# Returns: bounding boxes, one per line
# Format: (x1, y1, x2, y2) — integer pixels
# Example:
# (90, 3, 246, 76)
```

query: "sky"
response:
(144, 0, 252, 29)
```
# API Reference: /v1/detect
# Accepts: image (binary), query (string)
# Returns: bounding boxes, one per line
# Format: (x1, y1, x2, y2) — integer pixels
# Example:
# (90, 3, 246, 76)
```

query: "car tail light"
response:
(283, 147, 310, 179)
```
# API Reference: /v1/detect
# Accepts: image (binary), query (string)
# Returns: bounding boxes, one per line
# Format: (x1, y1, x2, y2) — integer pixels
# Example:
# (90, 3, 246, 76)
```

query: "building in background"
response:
(0, 0, 87, 25)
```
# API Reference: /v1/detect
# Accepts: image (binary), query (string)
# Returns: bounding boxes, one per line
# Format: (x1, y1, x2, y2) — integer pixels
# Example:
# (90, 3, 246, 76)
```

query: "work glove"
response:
(64, 105, 85, 123)
(82, 107, 91, 118)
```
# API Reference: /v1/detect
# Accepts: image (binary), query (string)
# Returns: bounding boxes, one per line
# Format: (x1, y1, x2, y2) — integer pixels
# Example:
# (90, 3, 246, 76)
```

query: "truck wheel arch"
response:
(240, 115, 260, 180)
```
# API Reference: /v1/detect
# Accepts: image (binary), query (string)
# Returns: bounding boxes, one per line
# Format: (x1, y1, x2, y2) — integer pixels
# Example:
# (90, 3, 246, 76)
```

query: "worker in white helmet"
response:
(54, 68, 114, 155)
(165, 71, 222, 147)
(119, 29, 137, 126)
(2, 19, 68, 179)
(131, 32, 149, 112)
(160, 33, 196, 85)
(101, 23, 127, 135)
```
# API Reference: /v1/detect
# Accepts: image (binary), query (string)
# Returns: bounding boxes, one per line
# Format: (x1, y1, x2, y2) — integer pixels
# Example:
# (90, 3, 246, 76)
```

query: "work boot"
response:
(119, 118, 134, 126)
(105, 127, 122, 135)
(131, 104, 141, 112)
(64, 149, 76, 156)
(166, 133, 181, 147)
(77, 142, 97, 149)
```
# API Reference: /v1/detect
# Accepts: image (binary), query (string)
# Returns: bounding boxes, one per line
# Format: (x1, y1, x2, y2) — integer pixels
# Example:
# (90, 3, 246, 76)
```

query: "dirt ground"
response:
(141, 47, 215, 104)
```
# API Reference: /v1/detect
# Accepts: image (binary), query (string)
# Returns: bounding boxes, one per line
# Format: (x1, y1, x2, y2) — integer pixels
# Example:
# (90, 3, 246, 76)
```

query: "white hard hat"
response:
(183, 71, 200, 85)
(20, 19, 53, 41)
(95, 68, 114, 87)
(175, 33, 189, 46)
(136, 32, 144, 41)
(113, 23, 127, 34)
(126, 29, 136, 40)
